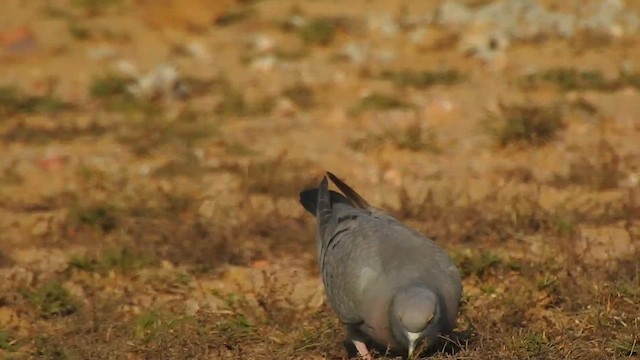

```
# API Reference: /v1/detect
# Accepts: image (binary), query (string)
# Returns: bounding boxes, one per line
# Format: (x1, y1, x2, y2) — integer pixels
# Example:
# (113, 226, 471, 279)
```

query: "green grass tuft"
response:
(489, 104, 564, 146)
(0, 330, 18, 352)
(69, 247, 154, 275)
(71, 204, 119, 232)
(0, 86, 72, 115)
(215, 313, 254, 339)
(518, 331, 551, 357)
(454, 250, 503, 278)
(612, 336, 639, 356)
(134, 309, 163, 340)
(23, 282, 78, 318)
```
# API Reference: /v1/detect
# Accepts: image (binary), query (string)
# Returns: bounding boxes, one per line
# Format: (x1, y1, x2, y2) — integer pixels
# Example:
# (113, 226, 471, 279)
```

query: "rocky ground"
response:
(0, 0, 639, 359)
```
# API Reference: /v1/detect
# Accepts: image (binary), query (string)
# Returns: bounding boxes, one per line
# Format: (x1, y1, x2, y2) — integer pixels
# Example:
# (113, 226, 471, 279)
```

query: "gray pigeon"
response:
(299, 172, 462, 359)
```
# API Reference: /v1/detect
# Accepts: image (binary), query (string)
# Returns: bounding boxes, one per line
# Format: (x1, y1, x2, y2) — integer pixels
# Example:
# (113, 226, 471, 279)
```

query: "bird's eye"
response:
(426, 315, 434, 324)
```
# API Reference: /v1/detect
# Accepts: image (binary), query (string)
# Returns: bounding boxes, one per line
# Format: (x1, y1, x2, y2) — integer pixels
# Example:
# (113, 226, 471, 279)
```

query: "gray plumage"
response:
(299, 172, 462, 358)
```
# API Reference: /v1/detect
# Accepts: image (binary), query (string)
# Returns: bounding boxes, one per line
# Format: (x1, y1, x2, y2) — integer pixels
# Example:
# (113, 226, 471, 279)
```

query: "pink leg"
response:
(353, 339, 373, 360)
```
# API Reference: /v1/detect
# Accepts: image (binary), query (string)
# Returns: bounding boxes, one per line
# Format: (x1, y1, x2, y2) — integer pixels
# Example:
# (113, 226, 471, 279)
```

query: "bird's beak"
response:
(407, 332, 421, 358)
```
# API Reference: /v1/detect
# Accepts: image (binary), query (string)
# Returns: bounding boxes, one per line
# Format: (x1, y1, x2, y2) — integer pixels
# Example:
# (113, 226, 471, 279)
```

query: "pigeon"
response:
(299, 172, 462, 359)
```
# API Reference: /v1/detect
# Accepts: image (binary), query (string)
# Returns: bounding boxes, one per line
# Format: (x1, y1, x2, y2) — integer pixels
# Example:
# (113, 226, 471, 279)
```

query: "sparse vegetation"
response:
(349, 122, 440, 152)
(90, 73, 132, 99)
(517, 331, 551, 357)
(488, 104, 564, 146)
(453, 250, 504, 278)
(0, 330, 18, 352)
(216, 83, 275, 117)
(68, 22, 91, 39)
(23, 282, 78, 318)
(224, 140, 257, 156)
(33, 336, 69, 360)
(352, 92, 410, 114)
(71, 0, 121, 14)
(0, 86, 71, 115)
(152, 150, 207, 177)
(215, 8, 256, 27)
(612, 336, 639, 357)
(116, 108, 216, 156)
(520, 67, 640, 92)
(132, 309, 193, 342)
(299, 18, 337, 46)
(553, 139, 623, 190)
(215, 313, 255, 339)
(70, 203, 119, 232)
(241, 155, 317, 197)
(69, 246, 153, 274)
(0, 120, 107, 144)
(520, 67, 609, 91)
(381, 69, 464, 89)
(282, 83, 315, 108)
(89, 73, 145, 112)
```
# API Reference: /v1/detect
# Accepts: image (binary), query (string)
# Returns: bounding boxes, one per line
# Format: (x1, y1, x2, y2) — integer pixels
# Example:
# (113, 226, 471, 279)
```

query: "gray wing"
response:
(317, 194, 378, 323)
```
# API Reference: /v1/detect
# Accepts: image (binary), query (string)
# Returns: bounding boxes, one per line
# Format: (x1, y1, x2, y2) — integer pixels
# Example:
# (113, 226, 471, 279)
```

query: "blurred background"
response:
(0, 0, 639, 358)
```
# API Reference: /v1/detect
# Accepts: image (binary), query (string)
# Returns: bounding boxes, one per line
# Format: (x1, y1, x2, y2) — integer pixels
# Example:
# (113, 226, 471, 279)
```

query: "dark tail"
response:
(326, 172, 370, 209)
(317, 176, 331, 225)
(299, 175, 353, 216)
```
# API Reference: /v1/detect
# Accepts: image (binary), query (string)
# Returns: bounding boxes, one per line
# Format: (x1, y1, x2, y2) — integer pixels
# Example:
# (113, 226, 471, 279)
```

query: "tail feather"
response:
(326, 172, 370, 209)
(317, 176, 333, 238)
(299, 188, 353, 216)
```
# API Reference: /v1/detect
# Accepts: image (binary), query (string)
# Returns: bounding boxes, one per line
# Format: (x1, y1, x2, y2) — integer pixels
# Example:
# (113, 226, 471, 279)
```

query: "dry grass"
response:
(487, 104, 565, 146)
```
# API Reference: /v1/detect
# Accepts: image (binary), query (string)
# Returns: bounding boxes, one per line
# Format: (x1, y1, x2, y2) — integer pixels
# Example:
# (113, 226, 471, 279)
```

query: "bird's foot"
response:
(353, 339, 373, 360)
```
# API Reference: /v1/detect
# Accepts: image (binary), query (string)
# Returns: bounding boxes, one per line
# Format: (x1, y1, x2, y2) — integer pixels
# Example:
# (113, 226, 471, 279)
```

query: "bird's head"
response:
(389, 287, 442, 358)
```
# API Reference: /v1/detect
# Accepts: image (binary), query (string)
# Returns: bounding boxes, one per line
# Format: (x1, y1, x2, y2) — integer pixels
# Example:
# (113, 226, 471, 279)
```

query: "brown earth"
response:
(0, 0, 639, 359)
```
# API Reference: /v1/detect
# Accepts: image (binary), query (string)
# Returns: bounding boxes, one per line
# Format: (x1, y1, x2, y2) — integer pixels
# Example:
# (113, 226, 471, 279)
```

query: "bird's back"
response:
(319, 205, 461, 331)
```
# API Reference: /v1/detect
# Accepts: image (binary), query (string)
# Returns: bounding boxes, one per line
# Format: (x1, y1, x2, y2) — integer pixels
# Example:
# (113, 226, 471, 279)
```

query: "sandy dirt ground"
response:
(0, 0, 639, 359)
